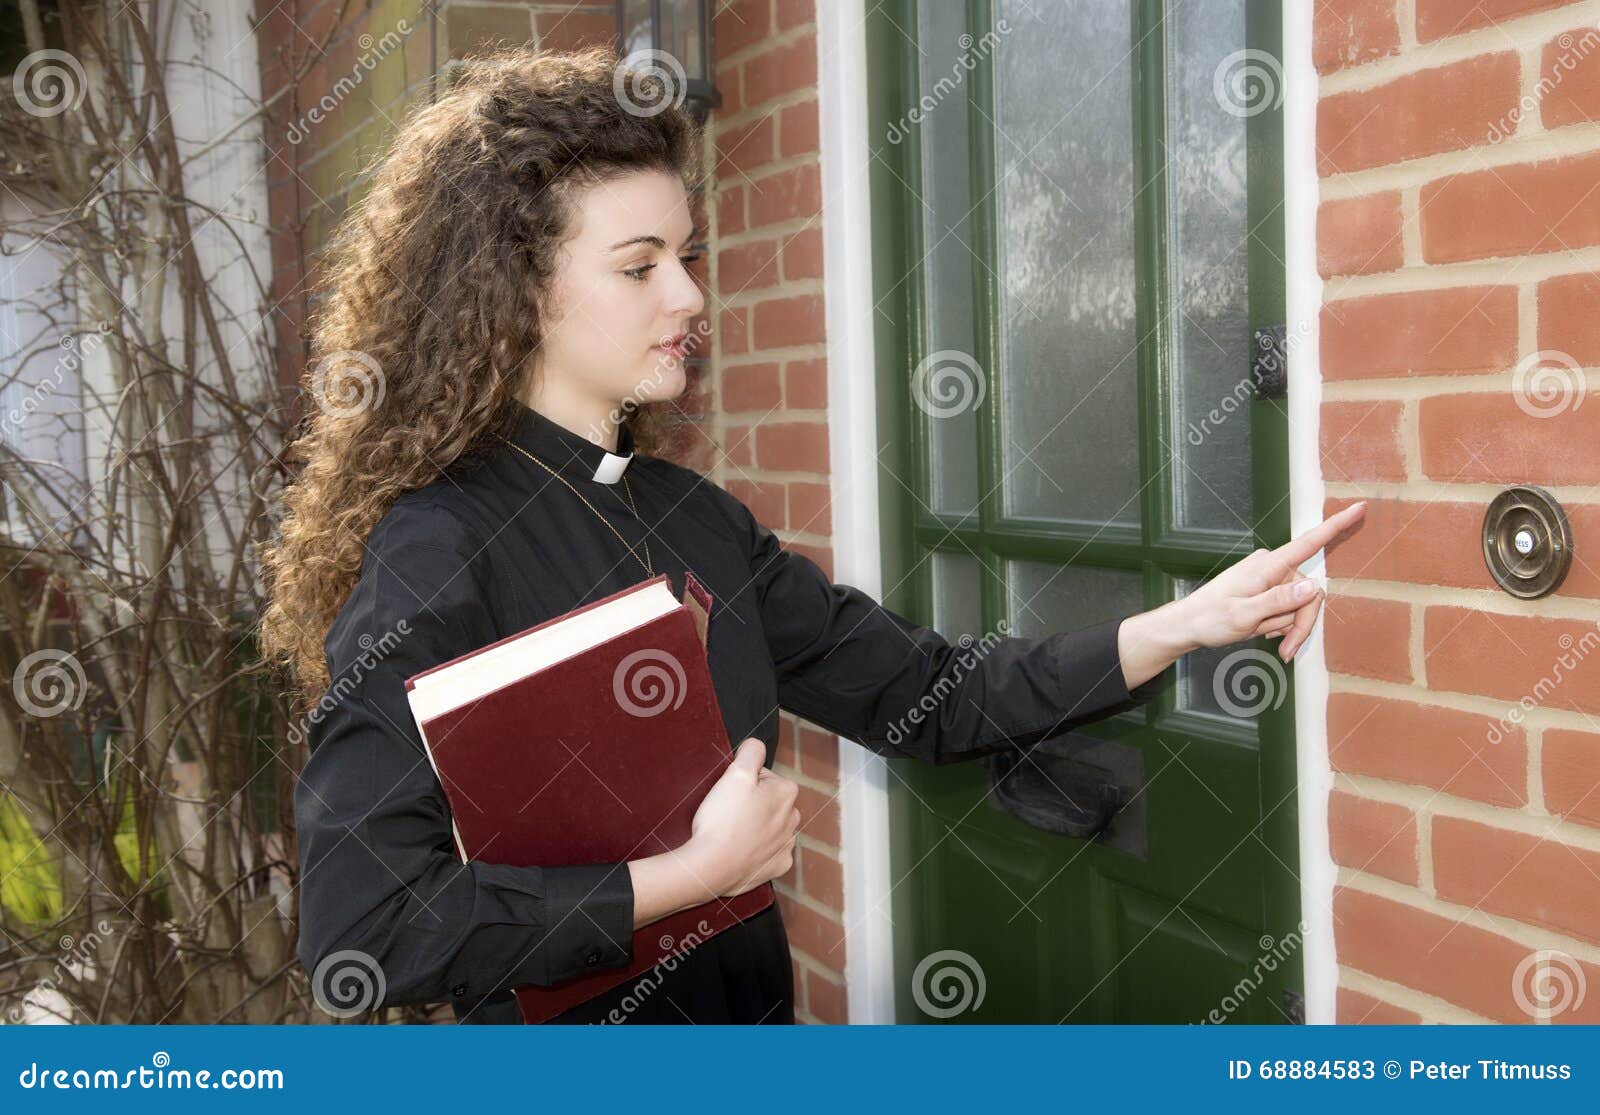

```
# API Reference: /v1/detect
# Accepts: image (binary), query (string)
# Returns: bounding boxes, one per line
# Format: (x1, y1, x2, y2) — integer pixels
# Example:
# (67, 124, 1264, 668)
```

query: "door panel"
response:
(867, 0, 1298, 1025)
(918, 0, 983, 517)
(993, 0, 1142, 526)
(1166, 0, 1256, 532)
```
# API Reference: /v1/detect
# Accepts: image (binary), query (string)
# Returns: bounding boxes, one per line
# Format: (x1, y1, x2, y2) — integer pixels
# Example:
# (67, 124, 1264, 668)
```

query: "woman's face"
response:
(535, 169, 705, 413)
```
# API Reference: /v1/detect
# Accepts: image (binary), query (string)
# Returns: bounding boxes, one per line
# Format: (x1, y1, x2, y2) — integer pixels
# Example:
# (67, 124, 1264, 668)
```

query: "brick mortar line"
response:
(1323, 250, 1600, 297)
(715, 219, 827, 253)
(1337, 866, 1600, 969)
(1400, 398, 1422, 484)
(1318, 122, 1600, 199)
(793, 956, 844, 987)
(1322, 577, 1600, 616)
(720, 351, 828, 368)
(714, 91, 820, 133)
(794, 832, 841, 860)
(774, 880, 845, 924)
(1529, 724, 1547, 813)
(1410, 599, 1429, 688)
(1332, 771, 1600, 859)
(1316, 0, 1600, 98)
(1320, 480, 1600, 505)
(1338, 967, 1501, 1024)
(1417, 795, 1436, 896)
(715, 281, 826, 307)
(1397, 0, 1419, 52)
(1319, 373, 1600, 399)
(1327, 672, 1600, 731)
(773, 763, 844, 796)
(717, 23, 818, 71)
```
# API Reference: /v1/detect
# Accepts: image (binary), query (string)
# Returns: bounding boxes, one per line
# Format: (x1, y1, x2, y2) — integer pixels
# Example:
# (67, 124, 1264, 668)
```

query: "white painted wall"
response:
(1283, 0, 1340, 1025)
(816, 0, 898, 1025)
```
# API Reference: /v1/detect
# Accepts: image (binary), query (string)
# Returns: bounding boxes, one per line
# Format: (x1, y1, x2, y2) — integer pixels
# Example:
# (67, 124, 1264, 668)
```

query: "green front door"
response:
(866, 0, 1299, 1023)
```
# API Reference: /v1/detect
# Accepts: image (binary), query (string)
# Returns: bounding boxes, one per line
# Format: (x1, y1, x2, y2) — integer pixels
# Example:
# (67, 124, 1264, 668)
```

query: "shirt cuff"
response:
(539, 861, 635, 985)
(1052, 615, 1173, 718)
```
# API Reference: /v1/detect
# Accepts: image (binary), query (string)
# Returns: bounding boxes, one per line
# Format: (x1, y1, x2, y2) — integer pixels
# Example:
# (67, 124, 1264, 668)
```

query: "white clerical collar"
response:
(514, 403, 636, 484)
(591, 448, 632, 484)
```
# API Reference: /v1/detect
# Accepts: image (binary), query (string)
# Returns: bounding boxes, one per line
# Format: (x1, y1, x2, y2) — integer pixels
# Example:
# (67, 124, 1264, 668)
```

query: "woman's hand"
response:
(1117, 502, 1367, 690)
(684, 738, 800, 899)
(1178, 501, 1368, 661)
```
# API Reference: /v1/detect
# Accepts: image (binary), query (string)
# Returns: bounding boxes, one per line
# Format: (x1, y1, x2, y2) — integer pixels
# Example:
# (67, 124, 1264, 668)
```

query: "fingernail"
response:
(1295, 580, 1316, 599)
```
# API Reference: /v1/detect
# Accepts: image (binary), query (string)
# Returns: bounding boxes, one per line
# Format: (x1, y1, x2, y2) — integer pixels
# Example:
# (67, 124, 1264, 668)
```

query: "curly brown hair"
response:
(258, 45, 703, 714)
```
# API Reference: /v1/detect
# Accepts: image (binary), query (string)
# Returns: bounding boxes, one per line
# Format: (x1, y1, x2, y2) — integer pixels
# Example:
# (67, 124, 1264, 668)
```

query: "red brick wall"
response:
(710, 0, 846, 1025)
(1315, 0, 1600, 1023)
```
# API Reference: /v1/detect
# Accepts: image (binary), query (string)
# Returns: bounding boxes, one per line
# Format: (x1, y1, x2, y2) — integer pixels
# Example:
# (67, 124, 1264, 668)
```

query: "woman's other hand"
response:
(685, 738, 800, 898)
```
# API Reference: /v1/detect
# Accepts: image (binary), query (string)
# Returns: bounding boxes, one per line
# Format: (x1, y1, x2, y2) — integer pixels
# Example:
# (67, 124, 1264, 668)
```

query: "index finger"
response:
(1271, 501, 1368, 570)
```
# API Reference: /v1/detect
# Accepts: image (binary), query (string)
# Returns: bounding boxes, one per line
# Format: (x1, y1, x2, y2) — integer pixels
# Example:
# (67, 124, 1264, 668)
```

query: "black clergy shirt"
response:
(293, 399, 1174, 1024)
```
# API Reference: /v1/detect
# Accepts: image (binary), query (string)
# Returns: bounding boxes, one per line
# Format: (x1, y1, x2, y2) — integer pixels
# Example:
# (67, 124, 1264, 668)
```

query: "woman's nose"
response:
(669, 257, 706, 318)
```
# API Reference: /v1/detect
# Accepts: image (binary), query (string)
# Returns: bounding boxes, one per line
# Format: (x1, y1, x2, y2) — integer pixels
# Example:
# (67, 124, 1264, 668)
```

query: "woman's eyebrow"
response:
(606, 225, 706, 253)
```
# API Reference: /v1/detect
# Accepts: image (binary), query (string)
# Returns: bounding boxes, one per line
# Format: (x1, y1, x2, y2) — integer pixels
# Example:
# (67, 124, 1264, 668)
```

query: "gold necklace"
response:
(501, 436, 655, 577)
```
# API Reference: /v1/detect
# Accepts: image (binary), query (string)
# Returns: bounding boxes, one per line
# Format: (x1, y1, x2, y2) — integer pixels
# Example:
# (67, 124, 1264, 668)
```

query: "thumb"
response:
(731, 737, 767, 776)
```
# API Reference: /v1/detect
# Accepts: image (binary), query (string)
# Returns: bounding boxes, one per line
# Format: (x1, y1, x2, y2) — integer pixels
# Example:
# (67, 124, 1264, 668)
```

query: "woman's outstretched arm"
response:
(702, 480, 1367, 766)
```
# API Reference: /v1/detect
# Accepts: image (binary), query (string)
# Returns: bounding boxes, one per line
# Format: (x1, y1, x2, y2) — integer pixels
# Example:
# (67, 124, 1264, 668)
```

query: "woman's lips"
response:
(652, 336, 688, 357)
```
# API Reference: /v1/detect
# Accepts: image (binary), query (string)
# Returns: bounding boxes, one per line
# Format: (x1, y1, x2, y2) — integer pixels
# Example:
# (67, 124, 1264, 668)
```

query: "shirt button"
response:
(451, 983, 468, 997)
(584, 950, 601, 966)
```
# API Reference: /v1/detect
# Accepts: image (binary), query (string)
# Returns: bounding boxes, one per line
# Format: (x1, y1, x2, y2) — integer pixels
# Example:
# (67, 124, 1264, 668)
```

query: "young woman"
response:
(259, 46, 1365, 1025)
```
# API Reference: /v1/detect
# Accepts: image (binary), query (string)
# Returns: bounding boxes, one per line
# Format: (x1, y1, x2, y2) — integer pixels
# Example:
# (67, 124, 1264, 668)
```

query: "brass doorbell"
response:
(1481, 486, 1572, 599)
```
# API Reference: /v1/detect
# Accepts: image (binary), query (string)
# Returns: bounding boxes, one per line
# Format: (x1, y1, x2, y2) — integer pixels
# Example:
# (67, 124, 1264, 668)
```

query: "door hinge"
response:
(1251, 324, 1288, 400)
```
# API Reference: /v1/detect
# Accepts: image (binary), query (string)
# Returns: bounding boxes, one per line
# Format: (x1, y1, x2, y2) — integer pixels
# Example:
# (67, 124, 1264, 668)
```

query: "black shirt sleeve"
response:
(710, 485, 1173, 766)
(293, 498, 634, 1012)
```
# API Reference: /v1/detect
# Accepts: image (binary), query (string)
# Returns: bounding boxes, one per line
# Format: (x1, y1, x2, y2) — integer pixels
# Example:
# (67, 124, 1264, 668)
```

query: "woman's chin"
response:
(636, 358, 687, 401)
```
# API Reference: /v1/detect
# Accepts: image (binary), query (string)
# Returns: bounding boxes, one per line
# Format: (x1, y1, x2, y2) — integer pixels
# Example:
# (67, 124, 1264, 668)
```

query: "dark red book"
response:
(403, 571, 774, 1023)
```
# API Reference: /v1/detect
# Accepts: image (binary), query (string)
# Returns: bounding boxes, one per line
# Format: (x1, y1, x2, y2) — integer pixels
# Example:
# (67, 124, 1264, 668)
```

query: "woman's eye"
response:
(623, 254, 700, 283)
